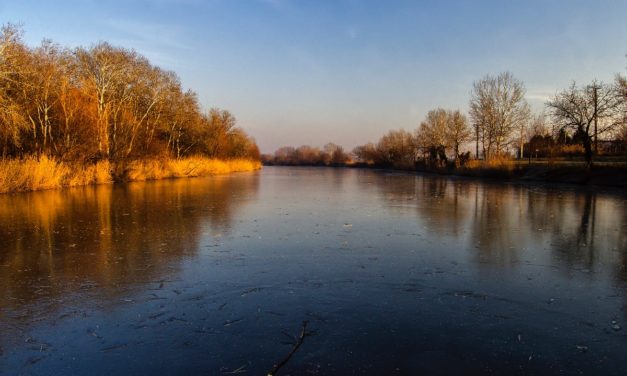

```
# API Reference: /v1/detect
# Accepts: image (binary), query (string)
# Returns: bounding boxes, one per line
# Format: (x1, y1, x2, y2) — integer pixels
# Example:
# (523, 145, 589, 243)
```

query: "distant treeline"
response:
(0, 24, 260, 164)
(264, 71, 627, 169)
(261, 143, 348, 166)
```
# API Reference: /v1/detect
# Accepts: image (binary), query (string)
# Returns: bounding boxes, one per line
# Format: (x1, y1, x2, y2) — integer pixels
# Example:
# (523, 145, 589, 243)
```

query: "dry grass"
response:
(124, 157, 261, 181)
(463, 159, 481, 169)
(555, 144, 585, 156)
(0, 156, 113, 194)
(485, 155, 516, 170)
(0, 156, 260, 194)
(462, 155, 515, 170)
(455, 156, 519, 179)
(68, 160, 114, 186)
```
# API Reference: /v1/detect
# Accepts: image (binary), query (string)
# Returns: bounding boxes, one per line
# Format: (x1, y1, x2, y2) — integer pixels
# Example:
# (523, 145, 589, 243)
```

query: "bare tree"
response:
(295, 145, 322, 165)
(417, 109, 448, 166)
(76, 43, 130, 159)
(322, 142, 346, 165)
(274, 146, 297, 165)
(546, 81, 622, 166)
(163, 88, 200, 158)
(21, 40, 63, 155)
(352, 143, 378, 165)
(420, 109, 448, 146)
(617, 74, 627, 100)
(223, 128, 259, 159)
(55, 49, 96, 159)
(376, 129, 417, 168)
(203, 108, 237, 158)
(616, 74, 627, 139)
(529, 112, 549, 138)
(469, 72, 530, 160)
(0, 24, 261, 164)
(0, 24, 29, 157)
(446, 110, 471, 160)
(122, 62, 171, 159)
(417, 109, 470, 165)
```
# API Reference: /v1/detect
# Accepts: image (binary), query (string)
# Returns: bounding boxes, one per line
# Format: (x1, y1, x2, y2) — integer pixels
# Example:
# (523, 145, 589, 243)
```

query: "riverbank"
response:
(425, 161, 627, 188)
(390, 162, 626, 188)
(0, 156, 261, 194)
(265, 160, 627, 188)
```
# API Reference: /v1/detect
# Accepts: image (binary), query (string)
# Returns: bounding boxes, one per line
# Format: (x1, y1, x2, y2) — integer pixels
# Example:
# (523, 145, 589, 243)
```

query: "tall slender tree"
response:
(469, 72, 530, 160)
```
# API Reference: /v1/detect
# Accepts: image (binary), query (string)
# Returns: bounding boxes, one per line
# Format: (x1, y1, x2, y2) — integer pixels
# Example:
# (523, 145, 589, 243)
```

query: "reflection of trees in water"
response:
(0, 174, 259, 315)
(541, 191, 598, 274)
(377, 175, 525, 263)
(535, 189, 627, 317)
(523, 188, 625, 282)
(616, 203, 627, 319)
(328, 168, 346, 189)
(414, 177, 472, 238)
(376, 174, 626, 277)
(467, 185, 624, 274)
(468, 184, 524, 265)
(617, 206, 627, 283)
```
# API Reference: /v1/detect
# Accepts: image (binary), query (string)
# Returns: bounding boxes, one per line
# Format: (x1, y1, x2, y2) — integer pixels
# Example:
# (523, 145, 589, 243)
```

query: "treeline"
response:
(261, 143, 348, 166)
(0, 24, 259, 164)
(265, 71, 626, 168)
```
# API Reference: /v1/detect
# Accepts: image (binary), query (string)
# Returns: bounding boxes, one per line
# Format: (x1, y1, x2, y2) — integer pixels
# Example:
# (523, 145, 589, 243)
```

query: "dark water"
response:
(1, 167, 626, 375)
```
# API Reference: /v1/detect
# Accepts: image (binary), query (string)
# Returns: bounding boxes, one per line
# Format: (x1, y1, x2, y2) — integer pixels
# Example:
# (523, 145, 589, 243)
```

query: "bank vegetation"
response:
(0, 24, 260, 193)
(263, 71, 627, 186)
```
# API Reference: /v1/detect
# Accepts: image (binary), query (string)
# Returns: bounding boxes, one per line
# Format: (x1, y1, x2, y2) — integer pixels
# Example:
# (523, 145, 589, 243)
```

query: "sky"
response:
(2, 0, 626, 153)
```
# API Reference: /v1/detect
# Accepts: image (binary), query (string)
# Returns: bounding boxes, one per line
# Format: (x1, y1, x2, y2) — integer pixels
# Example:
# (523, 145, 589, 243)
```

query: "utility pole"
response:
(519, 123, 525, 160)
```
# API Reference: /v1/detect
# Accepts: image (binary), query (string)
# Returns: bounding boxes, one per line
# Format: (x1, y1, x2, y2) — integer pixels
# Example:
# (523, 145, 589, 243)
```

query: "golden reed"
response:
(0, 156, 261, 194)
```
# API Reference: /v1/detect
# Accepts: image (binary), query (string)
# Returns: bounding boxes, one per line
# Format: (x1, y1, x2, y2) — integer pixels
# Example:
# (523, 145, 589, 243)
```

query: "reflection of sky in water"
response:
(0, 167, 626, 375)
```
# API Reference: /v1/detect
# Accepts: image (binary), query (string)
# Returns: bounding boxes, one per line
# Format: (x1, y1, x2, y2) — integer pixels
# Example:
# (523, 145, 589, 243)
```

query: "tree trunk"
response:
(583, 136, 593, 168)
(475, 126, 479, 159)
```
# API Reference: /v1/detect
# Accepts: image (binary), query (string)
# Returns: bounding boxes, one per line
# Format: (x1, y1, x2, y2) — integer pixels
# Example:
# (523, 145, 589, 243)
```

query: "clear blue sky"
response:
(2, 0, 626, 152)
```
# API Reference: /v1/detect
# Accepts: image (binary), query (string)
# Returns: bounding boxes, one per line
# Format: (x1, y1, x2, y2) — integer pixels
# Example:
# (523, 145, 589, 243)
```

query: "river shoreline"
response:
(2, 157, 623, 195)
(417, 163, 627, 188)
(0, 156, 261, 194)
(264, 162, 627, 188)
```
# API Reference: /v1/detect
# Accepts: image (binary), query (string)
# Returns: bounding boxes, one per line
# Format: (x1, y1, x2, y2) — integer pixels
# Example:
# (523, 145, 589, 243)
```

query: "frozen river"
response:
(1, 166, 626, 375)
